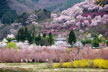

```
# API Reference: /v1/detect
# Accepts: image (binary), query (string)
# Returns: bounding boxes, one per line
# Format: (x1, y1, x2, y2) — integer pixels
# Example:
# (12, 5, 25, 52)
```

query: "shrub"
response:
(73, 59, 92, 68)
(92, 39, 99, 47)
(62, 62, 72, 68)
(53, 59, 108, 69)
(7, 42, 18, 51)
(93, 59, 106, 69)
(53, 63, 60, 68)
(105, 60, 108, 69)
(81, 38, 92, 45)
(6, 38, 16, 42)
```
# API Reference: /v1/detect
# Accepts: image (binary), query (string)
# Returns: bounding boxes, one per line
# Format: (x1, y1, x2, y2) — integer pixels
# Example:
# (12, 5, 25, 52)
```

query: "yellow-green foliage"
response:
(62, 62, 72, 68)
(53, 63, 60, 68)
(53, 59, 108, 69)
(73, 59, 92, 68)
(7, 42, 18, 51)
(93, 59, 108, 69)
(105, 60, 108, 69)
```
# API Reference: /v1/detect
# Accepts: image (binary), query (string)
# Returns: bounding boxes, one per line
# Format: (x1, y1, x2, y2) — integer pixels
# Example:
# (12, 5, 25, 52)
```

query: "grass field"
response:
(0, 63, 108, 72)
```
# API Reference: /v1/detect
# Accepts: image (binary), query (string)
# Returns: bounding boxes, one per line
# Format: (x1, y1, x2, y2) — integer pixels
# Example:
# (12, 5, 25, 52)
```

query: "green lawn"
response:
(0, 63, 108, 72)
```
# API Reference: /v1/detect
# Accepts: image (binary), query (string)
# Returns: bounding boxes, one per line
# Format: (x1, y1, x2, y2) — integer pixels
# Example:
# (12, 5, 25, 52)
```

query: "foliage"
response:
(48, 33, 54, 46)
(68, 30, 76, 45)
(16, 12, 29, 26)
(16, 27, 32, 43)
(105, 37, 108, 45)
(35, 9, 51, 21)
(62, 62, 72, 68)
(7, 42, 18, 51)
(1, 10, 17, 24)
(16, 27, 54, 46)
(32, 0, 39, 3)
(93, 59, 108, 69)
(96, 0, 108, 6)
(59, 0, 83, 11)
(73, 59, 92, 68)
(0, 0, 10, 18)
(53, 59, 108, 69)
(0, 0, 18, 24)
(81, 38, 92, 45)
(92, 35, 99, 47)
(6, 38, 16, 42)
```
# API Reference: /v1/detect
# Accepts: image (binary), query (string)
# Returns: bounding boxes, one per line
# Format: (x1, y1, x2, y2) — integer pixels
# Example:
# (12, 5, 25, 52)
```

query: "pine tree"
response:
(16, 27, 32, 43)
(43, 33, 46, 38)
(68, 30, 76, 45)
(48, 32, 54, 46)
(92, 35, 99, 47)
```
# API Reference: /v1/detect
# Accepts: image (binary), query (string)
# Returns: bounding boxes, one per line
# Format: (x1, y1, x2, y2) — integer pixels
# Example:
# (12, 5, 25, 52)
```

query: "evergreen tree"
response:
(48, 32, 54, 46)
(16, 12, 29, 26)
(16, 28, 25, 42)
(43, 33, 46, 38)
(24, 27, 32, 43)
(68, 30, 76, 45)
(16, 27, 32, 43)
(1, 10, 17, 24)
(92, 35, 99, 47)
(35, 34, 41, 45)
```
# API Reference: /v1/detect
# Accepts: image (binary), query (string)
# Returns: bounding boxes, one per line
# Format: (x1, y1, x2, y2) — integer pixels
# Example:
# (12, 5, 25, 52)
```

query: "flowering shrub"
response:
(93, 59, 107, 69)
(73, 59, 92, 68)
(53, 59, 108, 69)
(62, 62, 72, 68)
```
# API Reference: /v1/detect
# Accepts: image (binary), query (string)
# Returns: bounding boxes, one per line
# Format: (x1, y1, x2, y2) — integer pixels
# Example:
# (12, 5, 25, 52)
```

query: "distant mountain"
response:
(7, 0, 83, 14)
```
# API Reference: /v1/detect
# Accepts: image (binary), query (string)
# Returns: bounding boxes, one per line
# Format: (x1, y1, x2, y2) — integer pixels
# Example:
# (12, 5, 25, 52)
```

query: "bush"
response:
(53, 63, 60, 68)
(73, 59, 92, 68)
(62, 62, 72, 68)
(7, 42, 18, 51)
(92, 40, 99, 47)
(6, 38, 16, 42)
(81, 38, 92, 45)
(92, 36, 99, 47)
(93, 59, 107, 69)
(53, 59, 108, 69)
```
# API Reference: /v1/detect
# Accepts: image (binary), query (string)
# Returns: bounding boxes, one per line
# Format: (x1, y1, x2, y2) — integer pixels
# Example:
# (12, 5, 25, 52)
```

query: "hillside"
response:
(7, 0, 83, 14)
(1, 0, 108, 40)
(43, 0, 108, 38)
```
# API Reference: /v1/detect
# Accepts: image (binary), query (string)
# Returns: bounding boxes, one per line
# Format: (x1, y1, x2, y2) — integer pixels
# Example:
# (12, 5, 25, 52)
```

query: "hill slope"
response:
(7, 0, 83, 14)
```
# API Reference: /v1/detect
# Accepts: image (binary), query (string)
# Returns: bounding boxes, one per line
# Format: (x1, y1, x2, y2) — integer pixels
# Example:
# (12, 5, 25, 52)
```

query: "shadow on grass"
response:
(0, 67, 32, 72)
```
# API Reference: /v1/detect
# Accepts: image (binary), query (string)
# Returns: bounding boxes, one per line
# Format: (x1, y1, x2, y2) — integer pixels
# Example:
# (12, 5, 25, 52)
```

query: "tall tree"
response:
(68, 30, 76, 45)
(48, 32, 54, 46)
(16, 27, 32, 43)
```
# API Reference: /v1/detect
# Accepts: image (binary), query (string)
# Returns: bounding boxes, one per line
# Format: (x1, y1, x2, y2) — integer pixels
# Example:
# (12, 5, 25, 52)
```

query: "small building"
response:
(55, 37, 69, 46)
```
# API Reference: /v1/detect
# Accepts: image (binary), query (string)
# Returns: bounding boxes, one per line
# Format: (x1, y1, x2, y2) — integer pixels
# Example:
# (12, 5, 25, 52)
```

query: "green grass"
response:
(0, 63, 108, 72)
